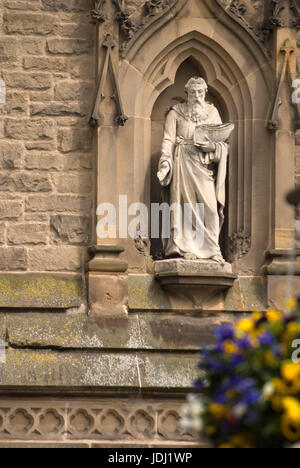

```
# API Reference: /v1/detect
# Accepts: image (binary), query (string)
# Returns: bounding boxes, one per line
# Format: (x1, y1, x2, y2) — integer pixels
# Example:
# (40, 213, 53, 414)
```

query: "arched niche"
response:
(117, 0, 273, 274)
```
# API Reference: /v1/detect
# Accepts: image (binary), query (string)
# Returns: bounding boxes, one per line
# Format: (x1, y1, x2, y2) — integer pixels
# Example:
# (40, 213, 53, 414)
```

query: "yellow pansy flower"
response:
(281, 415, 300, 442)
(266, 309, 281, 323)
(281, 362, 300, 381)
(285, 298, 297, 311)
(252, 311, 263, 322)
(209, 403, 227, 420)
(282, 397, 300, 423)
(236, 318, 254, 334)
(223, 340, 239, 355)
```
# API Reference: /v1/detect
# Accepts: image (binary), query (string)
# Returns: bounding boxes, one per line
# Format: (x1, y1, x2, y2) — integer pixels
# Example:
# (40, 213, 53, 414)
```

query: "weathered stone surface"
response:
(138, 354, 199, 390)
(51, 215, 91, 244)
(28, 247, 83, 272)
(63, 153, 91, 170)
(25, 142, 54, 151)
(138, 313, 239, 350)
(47, 39, 92, 55)
(4, 0, 42, 10)
(0, 173, 52, 192)
(1, 91, 28, 117)
(4, 73, 51, 90)
(58, 128, 92, 153)
(3, 13, 55, 35)
(88, 274, 128, 317)
(54, 81, 93, 101)
(7, 313, 140, 349)
(24, 153, 64, 171)
(0, 200, 23, 220)
(0, 314, 6, 343)
(0, 225, 6, 245)
(5, 119, 56, 140)
(53, 173, 92, 194)
(23, 56, 67, 72)
(0, 141, 23, 169)
(0, 349, 197, 390)
(26, 195, 92, 213)
(0, 349, 140, 389)
(30, 103, 86, 118)
(18, 38, 45, 55)
(41, 0, 91, 12)
(7, 224, 48, 245)
(0, 247, 27, 271)
(0, 274, 84, 308)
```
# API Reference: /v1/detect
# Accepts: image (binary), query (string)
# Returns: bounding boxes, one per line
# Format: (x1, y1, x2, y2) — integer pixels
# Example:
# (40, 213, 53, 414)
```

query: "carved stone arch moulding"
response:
(119, 0, 273, 61)
(119, 7, 273, 269)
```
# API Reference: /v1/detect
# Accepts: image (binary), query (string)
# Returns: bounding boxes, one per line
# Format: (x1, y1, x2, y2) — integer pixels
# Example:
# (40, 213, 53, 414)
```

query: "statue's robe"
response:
(158, 102, 228, 260)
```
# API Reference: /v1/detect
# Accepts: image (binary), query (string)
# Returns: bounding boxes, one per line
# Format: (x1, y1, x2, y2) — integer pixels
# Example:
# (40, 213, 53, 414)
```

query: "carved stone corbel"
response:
(90, 34, 128, 127)
(268, 39, 297, 131)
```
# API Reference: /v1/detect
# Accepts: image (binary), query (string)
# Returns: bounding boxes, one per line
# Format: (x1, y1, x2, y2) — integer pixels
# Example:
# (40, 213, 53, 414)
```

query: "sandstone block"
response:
(54, 81, 93, 101)
(18, 38, 45, 55)
(4, 73, 51, 90)
(5, 119, 56, 140)
(28, 246, 83, 271)
(51, 215, 91, 244)
(0, 38, 18, 65)
(41, 0, 90, 12)
(25, 142, 54, 151)
(0, 273, 84, 308)
(26, 195, 92, 213)
(24, 152, 64, 171)
(63, 153, 92, 170)
(2, 91, 28, 116)
(7, 224, 48, 245)
(47, 39, 92, 55)
(23, 56, 67, 73)
(0, 173, 52, 192)
(58, 127, 92, 153)
(0, 141, 23, 169)
(4, 0, 41, 10)
(30, 102, 86, 117)
(53, 173, 92, 194)
(3, 12, 55, 35)
(0, 200, 23, 220)
(0, 247, 27, 271)
(0, 225, 5, 244)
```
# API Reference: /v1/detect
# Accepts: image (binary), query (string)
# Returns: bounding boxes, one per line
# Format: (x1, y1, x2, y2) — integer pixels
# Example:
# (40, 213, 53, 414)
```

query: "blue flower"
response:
(215, 324, 235, 342)
(259, 331, 276, 347)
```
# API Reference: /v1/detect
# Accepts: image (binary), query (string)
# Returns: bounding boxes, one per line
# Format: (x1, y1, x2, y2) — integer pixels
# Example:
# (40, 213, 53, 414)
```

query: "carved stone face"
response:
(187, 85, 206, 106)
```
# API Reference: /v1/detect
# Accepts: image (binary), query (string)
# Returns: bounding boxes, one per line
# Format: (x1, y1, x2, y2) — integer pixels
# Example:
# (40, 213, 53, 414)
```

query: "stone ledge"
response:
(0, 349, 200, 392)
(6, 312, 240, 351)
(0, 274, 85, 308)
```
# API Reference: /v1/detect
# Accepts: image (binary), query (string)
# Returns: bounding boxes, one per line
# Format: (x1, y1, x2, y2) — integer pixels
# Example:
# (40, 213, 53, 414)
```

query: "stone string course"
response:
(0, 0, 95, 273)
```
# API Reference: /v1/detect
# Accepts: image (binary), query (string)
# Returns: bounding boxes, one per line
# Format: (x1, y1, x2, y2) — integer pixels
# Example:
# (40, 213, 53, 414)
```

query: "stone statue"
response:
(157, 77, 233, 264)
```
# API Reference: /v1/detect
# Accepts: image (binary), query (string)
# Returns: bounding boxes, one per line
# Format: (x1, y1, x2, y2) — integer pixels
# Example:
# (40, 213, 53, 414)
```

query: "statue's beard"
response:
(187, 100, 208, 121)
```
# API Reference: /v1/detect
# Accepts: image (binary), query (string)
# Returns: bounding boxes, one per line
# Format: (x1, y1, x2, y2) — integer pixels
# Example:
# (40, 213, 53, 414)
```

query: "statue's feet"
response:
(184, 253, 198, 261)
(211, 255, 226, 264)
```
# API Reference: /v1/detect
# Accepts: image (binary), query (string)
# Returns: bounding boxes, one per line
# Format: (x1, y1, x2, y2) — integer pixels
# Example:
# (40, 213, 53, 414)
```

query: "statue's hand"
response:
(198, 141, 216, 153)
(157, 161, 170, 184)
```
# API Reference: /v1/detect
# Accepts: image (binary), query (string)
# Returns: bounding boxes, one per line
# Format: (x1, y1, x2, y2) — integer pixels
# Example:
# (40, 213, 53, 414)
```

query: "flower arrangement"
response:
(182, 300, 300, 448)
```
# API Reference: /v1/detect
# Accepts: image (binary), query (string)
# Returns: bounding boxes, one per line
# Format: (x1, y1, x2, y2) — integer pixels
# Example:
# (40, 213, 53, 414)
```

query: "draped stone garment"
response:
(158, 102, 228, 260)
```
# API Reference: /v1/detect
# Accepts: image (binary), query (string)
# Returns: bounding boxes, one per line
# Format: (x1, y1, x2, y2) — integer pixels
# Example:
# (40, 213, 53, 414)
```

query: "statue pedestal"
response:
(154, 259, 236, 310)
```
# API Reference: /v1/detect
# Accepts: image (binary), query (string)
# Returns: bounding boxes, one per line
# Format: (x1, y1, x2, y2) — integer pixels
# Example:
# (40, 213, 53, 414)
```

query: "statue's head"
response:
(185, 77, 208, 105)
